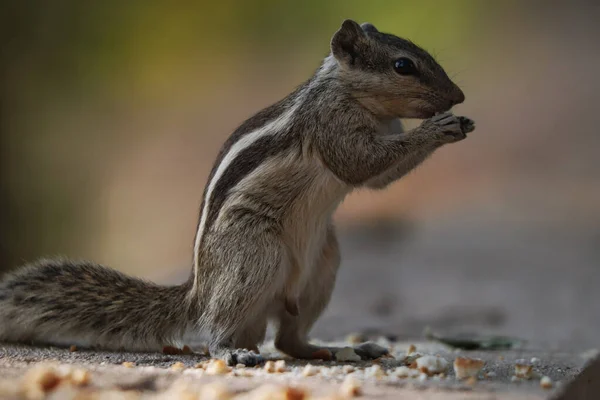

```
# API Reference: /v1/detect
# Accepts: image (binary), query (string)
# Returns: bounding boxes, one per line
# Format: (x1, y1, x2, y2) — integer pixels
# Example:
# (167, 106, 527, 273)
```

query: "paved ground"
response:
(0, 339, 593, 399)
(2, 218, 599, 398)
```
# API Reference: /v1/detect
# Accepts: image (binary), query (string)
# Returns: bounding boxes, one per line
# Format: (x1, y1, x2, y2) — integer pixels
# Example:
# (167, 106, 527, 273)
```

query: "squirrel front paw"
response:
(421, 112, 475, 144)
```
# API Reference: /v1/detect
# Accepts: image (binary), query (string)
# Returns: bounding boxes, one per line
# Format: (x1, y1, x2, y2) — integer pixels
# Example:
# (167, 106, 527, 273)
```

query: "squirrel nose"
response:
(450, 87, 465, 105)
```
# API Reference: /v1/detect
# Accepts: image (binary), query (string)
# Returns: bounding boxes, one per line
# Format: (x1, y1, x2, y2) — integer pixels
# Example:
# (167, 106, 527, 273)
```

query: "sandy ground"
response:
(0, 339, 592, 399)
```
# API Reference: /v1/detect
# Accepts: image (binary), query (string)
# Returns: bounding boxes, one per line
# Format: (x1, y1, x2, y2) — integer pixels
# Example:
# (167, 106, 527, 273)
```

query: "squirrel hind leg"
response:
(202, 224, 288, 366)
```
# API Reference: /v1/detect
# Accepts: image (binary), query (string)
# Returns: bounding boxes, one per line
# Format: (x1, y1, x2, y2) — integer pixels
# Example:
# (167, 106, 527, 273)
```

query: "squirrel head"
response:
(331, 19, 465, 119)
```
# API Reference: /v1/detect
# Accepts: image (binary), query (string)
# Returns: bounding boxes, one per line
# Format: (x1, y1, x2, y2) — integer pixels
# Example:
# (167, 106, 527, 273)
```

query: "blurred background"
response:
(1, 1, 599, 350)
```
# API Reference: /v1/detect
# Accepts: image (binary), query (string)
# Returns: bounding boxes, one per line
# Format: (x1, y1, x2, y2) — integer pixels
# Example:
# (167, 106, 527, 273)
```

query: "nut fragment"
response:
(199, 382, 232, 400)
(340, 376, 362, 397)
(415, 355, 448, 376)
(364, 364, 386, 379)
(68, 368, 91, 386)
(21, 364, 62, 399)
(171, 362, 186, 371)
(336, 347, 361, 362)
(274, 360, 287, 373)
(264, 361, 276, 373)
(206, 359, 229, 375)
(453, 357, 484, 380)
(246, 384, 306, 400)
(514, 364, 533, 380)
(540, 376, 553, 389)
(302, 364, 319, 377)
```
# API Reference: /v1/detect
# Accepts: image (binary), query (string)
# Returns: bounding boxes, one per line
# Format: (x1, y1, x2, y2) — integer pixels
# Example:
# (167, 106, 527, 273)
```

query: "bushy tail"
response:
(0, 259, 192, 351)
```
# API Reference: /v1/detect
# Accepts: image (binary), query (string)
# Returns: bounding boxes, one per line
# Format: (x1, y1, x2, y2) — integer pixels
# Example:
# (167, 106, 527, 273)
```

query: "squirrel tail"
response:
(0, 258, 193, 351)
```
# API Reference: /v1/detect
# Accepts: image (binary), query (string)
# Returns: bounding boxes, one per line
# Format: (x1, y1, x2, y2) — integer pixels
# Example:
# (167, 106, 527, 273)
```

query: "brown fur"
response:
(0, 19, 475, 366)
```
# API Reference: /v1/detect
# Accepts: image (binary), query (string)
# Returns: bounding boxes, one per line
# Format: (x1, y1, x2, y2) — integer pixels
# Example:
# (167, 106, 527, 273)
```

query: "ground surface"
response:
(0, 339, 595, 399)
(2, 219, 600, 398)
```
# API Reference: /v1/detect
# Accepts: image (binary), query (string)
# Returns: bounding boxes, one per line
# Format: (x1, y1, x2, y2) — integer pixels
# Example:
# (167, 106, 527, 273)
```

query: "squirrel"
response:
(0, 19, 475, 366)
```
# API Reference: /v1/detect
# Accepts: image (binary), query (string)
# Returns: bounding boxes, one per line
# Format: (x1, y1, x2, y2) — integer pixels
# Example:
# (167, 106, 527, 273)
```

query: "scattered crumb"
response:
(540, 376, 553, 389)
(199, 381, 232, 400)
(206, 359, 229, 375)
(514, 364, 533, 380)
(364, 365, 386, 379)
(302, 364, 319, 377)
(264, 361, 276, 373)
(453, 357, 484, 380)
(21, 364, 62, 399)
(69, 345, 77, 353)
(246, 384, 306, 400)
(415, 355, 448, 376)
(336, 347, 361, 362)
(407, 344, 416, 355)
(392, 366, 415, 378)
(274, 360, 287, 373)
(342, 365, 355, 374)
(122, 362, 135, 368)
(171, 362, 186, 371)
(340, 376, 362, 397)
(67, 368, 91, 386)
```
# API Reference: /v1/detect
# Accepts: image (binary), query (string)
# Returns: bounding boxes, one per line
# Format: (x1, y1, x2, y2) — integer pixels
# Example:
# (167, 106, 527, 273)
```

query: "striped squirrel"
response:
(0, 20, 474, 366)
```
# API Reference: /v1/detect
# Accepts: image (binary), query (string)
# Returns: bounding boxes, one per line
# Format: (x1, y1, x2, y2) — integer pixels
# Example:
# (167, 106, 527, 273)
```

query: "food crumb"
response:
(199, 382, 232, 400)
(514, 364, 533, 380)
(122, 362, 135, 368)
(264, 361, 276, 373)
(407, 344, 416, 355)
(274, 360, 287, 373)
(336, 347, 361, 362)
(340, 376, 362, 397)
(342, 365, 355, 374)
(302, 364, 319, 377)
(540, 376, 553, 389)
(206, 359, 229, 375)
(68, 368, 91, 386)
(364, 365, 386, 379)
(171, 362, 186, 371)
(415, 355, 448, 376)
(453, 357, 484, 380)
(22, 364, 62, 399)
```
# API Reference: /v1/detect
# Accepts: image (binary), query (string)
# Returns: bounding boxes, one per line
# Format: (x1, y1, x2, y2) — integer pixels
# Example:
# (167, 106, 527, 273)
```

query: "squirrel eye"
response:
(393, 58, 417, 76)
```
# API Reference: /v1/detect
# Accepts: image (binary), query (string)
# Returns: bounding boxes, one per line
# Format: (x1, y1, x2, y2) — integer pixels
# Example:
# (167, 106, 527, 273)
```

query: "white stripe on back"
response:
(191, 56, 337, 290)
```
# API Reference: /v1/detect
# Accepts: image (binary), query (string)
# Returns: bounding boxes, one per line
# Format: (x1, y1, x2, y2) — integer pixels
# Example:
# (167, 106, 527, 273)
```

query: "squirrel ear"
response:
(331, 19, 366, 66)
(360, 22, 379, 34)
